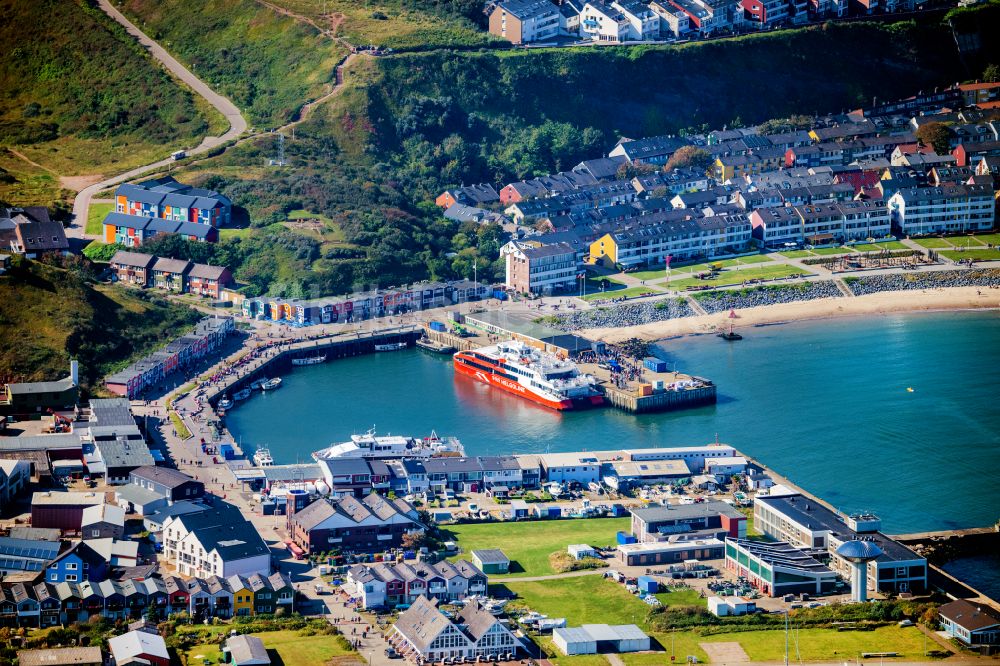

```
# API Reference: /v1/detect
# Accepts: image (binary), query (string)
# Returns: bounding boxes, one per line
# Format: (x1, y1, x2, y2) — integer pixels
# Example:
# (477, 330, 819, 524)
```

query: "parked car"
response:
(385, 648, 401, 659)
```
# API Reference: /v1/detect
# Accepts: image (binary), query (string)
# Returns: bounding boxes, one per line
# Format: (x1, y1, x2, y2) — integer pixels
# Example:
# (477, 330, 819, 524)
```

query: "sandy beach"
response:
(582, 286, 1000, 342)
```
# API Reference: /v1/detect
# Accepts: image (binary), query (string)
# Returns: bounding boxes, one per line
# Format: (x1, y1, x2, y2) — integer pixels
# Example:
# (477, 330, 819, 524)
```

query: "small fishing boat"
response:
(374, 341, 407, 352)
(218, 397, 234, 410)
(233, 388, 252, 401)
(249, 379, 265, 390)
(292, 355, 326, 366)
(260, 377, 282, 391)
(415, 337, 455, 354)
(253, 448, 274, 467)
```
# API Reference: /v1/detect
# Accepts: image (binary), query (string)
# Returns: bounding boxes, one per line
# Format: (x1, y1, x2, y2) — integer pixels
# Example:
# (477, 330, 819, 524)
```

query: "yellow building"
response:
(228, 575, 254, 616)
(589, 233, 619, 266)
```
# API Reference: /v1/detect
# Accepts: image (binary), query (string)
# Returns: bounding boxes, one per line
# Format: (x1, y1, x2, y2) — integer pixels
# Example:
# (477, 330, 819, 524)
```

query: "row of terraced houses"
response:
(0, 571, 293, 627)
(102, 177, 232, 246)
(241, 280, 490, 326)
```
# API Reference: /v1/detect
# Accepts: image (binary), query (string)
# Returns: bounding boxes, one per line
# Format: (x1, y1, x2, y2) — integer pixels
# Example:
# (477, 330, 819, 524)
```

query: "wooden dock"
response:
(601, 381, 717, 413)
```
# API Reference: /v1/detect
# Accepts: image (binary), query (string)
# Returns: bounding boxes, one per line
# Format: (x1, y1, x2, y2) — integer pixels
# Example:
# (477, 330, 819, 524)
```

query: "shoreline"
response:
(581, 286, 1000, 343)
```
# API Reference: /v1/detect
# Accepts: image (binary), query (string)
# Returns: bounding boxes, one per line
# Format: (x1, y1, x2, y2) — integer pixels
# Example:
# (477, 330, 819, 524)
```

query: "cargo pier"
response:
(422, 310, 717, 414)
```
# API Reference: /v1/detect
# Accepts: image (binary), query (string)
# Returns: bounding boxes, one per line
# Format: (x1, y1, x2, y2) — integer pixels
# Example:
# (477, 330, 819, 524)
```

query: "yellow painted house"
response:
(227, 575, 254, 616)
(589, 233, 619, 266)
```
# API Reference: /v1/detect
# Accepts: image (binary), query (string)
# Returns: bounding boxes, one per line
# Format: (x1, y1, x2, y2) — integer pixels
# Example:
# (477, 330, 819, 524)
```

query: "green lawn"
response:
(86, 202, 113, 236)
(811, 247, 855, 255)
(628, 255, 771, 281)
(622, 633, 710, 665)
(778, 250, 813, 259)
(443, 518, 628, 577)
(939, 249, 1000, 262)
(944, 236, 985, 247)
(219, 227, 257, 240)
(669, 265, 808, 289)
(912, 238, 953, 249)
(623, 625, 934, 664)
(653, 587, 704, 607)
(502, 575, 654, 627)
(183, 630, 355, 666)
(970, 233, 1000, 246)
(850, 241, 909, 252)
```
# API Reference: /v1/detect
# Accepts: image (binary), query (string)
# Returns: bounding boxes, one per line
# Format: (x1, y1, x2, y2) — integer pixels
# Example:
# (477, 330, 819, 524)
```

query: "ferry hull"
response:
(454, 357, 575, 411)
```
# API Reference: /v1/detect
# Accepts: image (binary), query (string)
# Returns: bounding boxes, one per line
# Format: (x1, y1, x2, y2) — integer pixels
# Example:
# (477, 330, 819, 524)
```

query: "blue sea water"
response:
(226, 310, 1000, 534)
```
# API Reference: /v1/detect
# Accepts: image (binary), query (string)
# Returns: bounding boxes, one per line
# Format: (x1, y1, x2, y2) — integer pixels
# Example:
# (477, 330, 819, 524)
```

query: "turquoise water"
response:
(226, 311, 1000, 534)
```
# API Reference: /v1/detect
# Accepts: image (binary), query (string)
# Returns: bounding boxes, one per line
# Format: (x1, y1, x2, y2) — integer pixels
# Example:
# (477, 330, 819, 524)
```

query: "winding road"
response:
(70, 0, 248, 239)
(71, 0, 361, 241)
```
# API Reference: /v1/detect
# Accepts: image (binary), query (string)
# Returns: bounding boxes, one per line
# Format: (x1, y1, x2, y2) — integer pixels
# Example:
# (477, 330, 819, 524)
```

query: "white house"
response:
(580, 1, 631, 41)
(704, 456, 748, 481)
(612, 0, 660, 39)
(567, 544, 599, 560)
(390, 596, 519, 662)
(0, 459, 31, 511)
(708, 596, 757, 616)
(888, 184, 995, 236)
(163, 504, 270, 578)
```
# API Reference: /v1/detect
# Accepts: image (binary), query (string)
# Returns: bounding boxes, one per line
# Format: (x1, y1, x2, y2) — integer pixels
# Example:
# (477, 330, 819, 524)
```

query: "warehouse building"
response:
(617, 538, 725, 566)
(630, 501, 746, 543)
(553, 624, 650, 655)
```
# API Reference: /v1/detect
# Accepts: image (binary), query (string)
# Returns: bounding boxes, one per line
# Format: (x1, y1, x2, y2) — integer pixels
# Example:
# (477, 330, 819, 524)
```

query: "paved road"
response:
(69, 0, 248, 239)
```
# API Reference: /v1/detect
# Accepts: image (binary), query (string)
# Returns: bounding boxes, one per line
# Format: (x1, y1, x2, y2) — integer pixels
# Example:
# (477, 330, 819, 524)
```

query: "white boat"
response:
(313, 429, 464, 461)
(218, 397, 233, 410)
(260, 378, 282, 391)
(234, 388, 252, 401)
(292, 355, 326, 366)
(253, 448, 274, 467)
(374, 342, 407, 352)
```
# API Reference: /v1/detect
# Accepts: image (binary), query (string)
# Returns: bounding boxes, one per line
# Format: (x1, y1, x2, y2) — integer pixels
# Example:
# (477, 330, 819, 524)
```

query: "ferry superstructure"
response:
(453, 340, 604, 410)
(312, 430, 464, 461)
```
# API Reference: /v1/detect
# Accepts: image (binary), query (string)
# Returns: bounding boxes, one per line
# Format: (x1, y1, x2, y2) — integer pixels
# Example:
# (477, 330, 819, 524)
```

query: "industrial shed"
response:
(553, 627, 597, 655)
(553, 624, 650, 655)
(471, 549, 510, 574)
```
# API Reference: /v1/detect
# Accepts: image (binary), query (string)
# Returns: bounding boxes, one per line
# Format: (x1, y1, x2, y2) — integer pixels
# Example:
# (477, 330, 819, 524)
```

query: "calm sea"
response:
(226, 310, 1000, 535)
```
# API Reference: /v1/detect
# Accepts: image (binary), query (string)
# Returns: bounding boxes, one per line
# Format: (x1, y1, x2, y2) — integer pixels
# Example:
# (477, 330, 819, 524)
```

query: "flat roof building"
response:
(553, 624, 650, 655)
(617, 538, 725, 566)
(18, 648, 103, 666)
(754, 493, 926, 594)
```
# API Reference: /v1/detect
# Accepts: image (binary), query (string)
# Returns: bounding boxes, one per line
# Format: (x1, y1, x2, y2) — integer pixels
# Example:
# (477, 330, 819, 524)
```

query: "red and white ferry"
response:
(453, 341, 604, 411)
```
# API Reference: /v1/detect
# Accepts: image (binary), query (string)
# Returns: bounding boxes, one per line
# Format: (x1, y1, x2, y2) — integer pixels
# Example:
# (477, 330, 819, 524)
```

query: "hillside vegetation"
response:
(0, 0, 224, 204)
(0, 257, 201, 393)
(119, 0, 345, 126)
(144, 11, 997, 299)
(262, 0, 497, 50)
(319, 20, 975, 198)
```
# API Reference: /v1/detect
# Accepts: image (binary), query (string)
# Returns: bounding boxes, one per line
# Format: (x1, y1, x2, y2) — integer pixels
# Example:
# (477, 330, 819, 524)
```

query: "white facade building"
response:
(888, 184, 996, 236)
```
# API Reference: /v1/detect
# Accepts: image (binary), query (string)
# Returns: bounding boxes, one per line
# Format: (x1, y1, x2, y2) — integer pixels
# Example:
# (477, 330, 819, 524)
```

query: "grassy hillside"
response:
(118, 0, 345, 126)
(0, 257, 201, 393)
(0, 0, 225, 204)
(262, 0, 497, 50)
